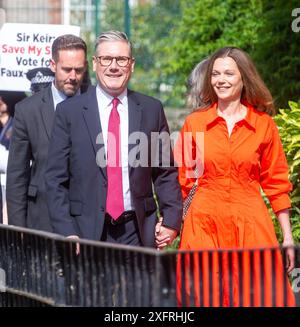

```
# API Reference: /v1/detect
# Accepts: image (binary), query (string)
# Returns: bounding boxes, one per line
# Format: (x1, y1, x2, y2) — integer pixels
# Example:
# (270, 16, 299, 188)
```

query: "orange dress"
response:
(175, 102, 295, 307)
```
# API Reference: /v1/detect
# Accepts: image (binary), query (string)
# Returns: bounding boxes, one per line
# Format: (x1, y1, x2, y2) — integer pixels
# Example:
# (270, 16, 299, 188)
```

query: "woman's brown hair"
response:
(200, 47, 275, 116)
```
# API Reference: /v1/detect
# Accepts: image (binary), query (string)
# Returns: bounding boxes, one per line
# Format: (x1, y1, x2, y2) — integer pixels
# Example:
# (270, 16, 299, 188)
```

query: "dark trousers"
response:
(100, 212, 142, 246)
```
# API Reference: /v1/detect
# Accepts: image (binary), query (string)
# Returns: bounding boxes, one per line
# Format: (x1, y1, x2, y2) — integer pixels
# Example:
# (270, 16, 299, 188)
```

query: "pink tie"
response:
(106, 98, 124, 220)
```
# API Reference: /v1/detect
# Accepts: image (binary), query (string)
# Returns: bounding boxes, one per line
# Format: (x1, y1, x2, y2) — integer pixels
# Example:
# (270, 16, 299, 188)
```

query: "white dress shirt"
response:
(51, 83, 81, 109)
(51, 83, 68, 110)
(96, 85, 133, 211)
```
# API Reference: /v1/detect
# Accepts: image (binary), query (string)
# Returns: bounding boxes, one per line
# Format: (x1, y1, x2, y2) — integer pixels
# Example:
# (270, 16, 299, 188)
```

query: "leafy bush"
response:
(274, 101, 300, 243)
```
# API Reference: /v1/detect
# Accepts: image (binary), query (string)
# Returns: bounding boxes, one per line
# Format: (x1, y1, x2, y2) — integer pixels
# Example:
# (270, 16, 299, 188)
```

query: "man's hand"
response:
(155, 217, 177, 250)
(67, 235, 80, 255)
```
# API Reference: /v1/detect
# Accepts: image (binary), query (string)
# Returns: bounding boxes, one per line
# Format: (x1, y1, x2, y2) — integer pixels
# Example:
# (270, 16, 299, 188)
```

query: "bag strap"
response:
(182, 167, 199, 219)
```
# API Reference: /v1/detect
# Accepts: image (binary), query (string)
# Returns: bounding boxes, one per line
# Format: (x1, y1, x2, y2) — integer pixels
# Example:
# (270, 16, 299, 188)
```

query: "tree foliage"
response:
(130, 0, 181, 104)
(89, 1, 300, 110)
(162, 0, 300, 108)
(253, 0, 300, 108)
(162, 0, 263, 106)
(274, 101, 300, 243)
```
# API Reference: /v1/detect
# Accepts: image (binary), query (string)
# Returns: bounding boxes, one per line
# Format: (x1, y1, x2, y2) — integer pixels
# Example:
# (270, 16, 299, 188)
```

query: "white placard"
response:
(0, 23, 80, 92)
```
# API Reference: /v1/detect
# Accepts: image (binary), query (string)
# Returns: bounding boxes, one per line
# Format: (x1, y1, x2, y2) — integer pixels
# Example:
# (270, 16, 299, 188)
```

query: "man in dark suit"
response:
(6, 34, 88, 231)
(45, 31, 182, 248)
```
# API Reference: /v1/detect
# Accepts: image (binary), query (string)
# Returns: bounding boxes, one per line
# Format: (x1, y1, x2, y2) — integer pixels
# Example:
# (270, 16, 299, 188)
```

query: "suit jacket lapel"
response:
(40, 87, 55, 140)
(82, 87, 107, 179)
(128, 90, 142, 176)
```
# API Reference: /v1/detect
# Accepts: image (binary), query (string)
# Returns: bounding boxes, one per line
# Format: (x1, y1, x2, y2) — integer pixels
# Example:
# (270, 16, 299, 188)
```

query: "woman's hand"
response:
(276, 208, 295, 273)
(282, 238, 295, 273)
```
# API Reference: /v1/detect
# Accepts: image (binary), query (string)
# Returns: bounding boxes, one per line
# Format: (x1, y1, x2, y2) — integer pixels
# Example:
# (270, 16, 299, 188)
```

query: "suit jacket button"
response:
(103, 181, 107, 187)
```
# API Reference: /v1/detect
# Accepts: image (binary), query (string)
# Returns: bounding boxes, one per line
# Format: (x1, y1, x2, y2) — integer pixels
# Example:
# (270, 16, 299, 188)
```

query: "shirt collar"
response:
(51, 83, 81, 109)
(205, 101, 256, 131)
(51, 83, 68, 107)
(96, 85, 127, 108)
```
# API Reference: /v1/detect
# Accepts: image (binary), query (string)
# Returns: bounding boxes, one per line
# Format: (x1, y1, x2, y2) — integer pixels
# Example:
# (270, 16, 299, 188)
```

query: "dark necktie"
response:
(106, 98, 124, 220)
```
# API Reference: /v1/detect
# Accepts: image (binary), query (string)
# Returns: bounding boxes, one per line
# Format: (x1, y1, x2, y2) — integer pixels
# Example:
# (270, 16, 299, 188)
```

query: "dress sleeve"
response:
(260, 118, 292, 213)
(174, 118, 198, 201)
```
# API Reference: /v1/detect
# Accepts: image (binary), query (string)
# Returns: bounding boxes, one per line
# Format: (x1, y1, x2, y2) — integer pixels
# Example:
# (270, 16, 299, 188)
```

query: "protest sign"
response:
(0, 23, 80, 91)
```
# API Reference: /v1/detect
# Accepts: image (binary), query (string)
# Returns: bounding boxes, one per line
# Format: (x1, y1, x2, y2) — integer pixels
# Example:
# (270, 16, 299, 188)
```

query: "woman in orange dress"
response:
(176, 47, 295, 307)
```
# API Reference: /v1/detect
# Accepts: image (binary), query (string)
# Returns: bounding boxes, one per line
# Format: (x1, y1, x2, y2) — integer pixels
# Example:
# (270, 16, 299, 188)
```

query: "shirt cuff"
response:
(270, 193, 291, 213)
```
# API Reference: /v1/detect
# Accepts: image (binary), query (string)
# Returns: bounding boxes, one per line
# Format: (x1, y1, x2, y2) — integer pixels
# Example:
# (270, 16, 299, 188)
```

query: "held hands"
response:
(155, 216, 177, 250)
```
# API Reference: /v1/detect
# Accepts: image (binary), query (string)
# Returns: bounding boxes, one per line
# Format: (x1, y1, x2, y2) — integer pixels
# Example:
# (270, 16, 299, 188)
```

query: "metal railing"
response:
(0, 224, 299, 307)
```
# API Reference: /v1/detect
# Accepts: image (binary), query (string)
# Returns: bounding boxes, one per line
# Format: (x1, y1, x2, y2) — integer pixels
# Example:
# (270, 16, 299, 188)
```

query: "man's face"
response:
(93, 41, 135, 97)
(50, 49, 87, 97)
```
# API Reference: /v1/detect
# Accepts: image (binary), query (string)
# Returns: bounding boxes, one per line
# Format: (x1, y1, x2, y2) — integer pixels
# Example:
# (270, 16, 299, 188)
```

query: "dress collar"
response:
(205, 101, 257, 131)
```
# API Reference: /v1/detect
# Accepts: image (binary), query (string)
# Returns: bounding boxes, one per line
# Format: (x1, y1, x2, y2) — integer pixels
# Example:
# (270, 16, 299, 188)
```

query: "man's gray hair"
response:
(95, 30, 133, 56)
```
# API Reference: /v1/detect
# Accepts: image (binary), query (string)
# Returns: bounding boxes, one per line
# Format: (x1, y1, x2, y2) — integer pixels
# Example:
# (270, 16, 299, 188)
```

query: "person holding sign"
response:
(6, 34, 88, 232)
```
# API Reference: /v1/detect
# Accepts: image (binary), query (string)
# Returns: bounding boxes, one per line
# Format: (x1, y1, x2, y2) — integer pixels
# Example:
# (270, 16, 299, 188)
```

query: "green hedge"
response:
(274, 101, 300, 244)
